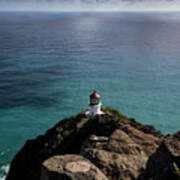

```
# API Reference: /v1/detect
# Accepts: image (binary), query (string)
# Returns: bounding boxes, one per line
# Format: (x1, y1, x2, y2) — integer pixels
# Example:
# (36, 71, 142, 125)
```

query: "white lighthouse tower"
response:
(86, 90, 104, 117)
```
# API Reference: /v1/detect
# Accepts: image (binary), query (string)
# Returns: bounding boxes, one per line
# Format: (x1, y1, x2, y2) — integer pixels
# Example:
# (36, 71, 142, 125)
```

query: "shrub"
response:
(173, 162, 180, 180)
(57, 133, 64, 144)
(63, 130, 74, 137)
(44, 142, 48, 148)
(56, 127, 63, 133)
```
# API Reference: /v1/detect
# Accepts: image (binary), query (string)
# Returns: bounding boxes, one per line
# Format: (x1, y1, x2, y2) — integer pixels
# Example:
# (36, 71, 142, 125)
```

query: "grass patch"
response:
(102, 107, 127, 119)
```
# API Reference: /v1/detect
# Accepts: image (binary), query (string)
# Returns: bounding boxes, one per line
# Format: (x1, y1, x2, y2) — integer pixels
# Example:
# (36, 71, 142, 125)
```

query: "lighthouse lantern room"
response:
(86, 90, 104, 117)
(90, 91, 100, 105)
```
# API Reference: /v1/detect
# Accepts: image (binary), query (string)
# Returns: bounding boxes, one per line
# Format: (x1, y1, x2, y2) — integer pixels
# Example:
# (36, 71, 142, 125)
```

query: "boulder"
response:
(82, 148, 148, 180)
(41, 154, 108, 180)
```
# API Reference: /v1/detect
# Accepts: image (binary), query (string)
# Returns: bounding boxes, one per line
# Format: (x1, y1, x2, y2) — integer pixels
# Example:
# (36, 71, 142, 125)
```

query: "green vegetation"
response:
(63, 130, 74, 137)
(56, 127, 63, 133)
(44, 142, 48, 148)
(57, 133, 64, 144)
(56, 127, 74, 145)
(102, 107, 127, 119)
(173, 162, 180, 179)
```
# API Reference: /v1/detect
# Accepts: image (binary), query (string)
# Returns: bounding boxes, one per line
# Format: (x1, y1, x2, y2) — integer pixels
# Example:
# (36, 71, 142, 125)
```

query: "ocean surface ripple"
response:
(0, 12, 180, 177)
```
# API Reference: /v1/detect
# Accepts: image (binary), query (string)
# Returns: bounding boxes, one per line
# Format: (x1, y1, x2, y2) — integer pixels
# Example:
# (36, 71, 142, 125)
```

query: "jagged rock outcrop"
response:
(139, 132, 180, 180)
(6, 107, 180, 180)
(41, 154, 108, 180)
(79, 120, 162, 179)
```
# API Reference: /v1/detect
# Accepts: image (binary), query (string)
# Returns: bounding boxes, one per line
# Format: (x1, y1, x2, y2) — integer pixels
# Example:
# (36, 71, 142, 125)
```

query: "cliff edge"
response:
(6, 107, 180, 180)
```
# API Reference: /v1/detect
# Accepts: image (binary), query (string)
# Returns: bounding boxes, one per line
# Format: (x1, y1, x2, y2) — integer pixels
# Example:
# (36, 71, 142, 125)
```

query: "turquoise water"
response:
(0, 12, 180, 179)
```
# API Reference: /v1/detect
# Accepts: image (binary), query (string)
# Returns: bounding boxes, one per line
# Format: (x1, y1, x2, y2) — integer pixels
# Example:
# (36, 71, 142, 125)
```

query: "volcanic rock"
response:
(6, 107, 180, 180)
(41, 154, 108, 180)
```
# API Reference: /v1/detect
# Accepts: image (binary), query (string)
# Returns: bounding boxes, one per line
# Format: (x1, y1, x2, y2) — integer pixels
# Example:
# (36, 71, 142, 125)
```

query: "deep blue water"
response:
(0, 12, 180, 179)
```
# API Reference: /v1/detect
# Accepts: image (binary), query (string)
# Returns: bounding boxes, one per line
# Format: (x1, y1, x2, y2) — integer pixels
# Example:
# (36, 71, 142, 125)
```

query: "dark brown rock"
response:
(121, 124, 161, 156)
(81, 148, 148, 180)
(139, 132, 180, 180)
(6, 107, 180, 180)
(80, 124, 161, 179)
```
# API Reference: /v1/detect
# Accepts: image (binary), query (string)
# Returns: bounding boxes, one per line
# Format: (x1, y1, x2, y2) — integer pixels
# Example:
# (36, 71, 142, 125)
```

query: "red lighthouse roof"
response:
(90, 90, 100, 99)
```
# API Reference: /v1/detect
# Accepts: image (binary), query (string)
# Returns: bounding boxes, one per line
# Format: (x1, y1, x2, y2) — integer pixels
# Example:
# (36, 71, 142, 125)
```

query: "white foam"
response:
(0, 175, 6, 180)
(0, 152, 5, 156)
(1, 165, 9, 174)
(0, 165, 9, 180)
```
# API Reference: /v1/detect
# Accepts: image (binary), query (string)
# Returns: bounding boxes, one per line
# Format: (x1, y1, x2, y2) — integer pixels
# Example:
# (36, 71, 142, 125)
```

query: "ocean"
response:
(0, 11, 180, 179)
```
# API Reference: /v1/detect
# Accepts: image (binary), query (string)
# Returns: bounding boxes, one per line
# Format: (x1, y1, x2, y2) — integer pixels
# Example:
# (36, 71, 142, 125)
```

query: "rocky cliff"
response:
(6, 107, 180, 180)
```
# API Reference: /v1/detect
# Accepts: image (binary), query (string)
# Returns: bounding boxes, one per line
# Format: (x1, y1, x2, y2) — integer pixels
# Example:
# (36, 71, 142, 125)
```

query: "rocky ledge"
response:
(6, 107, 180, 180)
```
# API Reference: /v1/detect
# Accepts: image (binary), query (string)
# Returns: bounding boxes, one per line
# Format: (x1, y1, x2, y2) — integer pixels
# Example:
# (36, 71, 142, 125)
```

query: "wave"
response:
(0, 176, 6, 180)
(0, 165, 9, 180)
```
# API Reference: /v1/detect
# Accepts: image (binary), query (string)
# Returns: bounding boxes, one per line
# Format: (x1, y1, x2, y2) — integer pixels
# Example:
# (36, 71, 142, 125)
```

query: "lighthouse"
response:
(85, 90, 104, 117)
